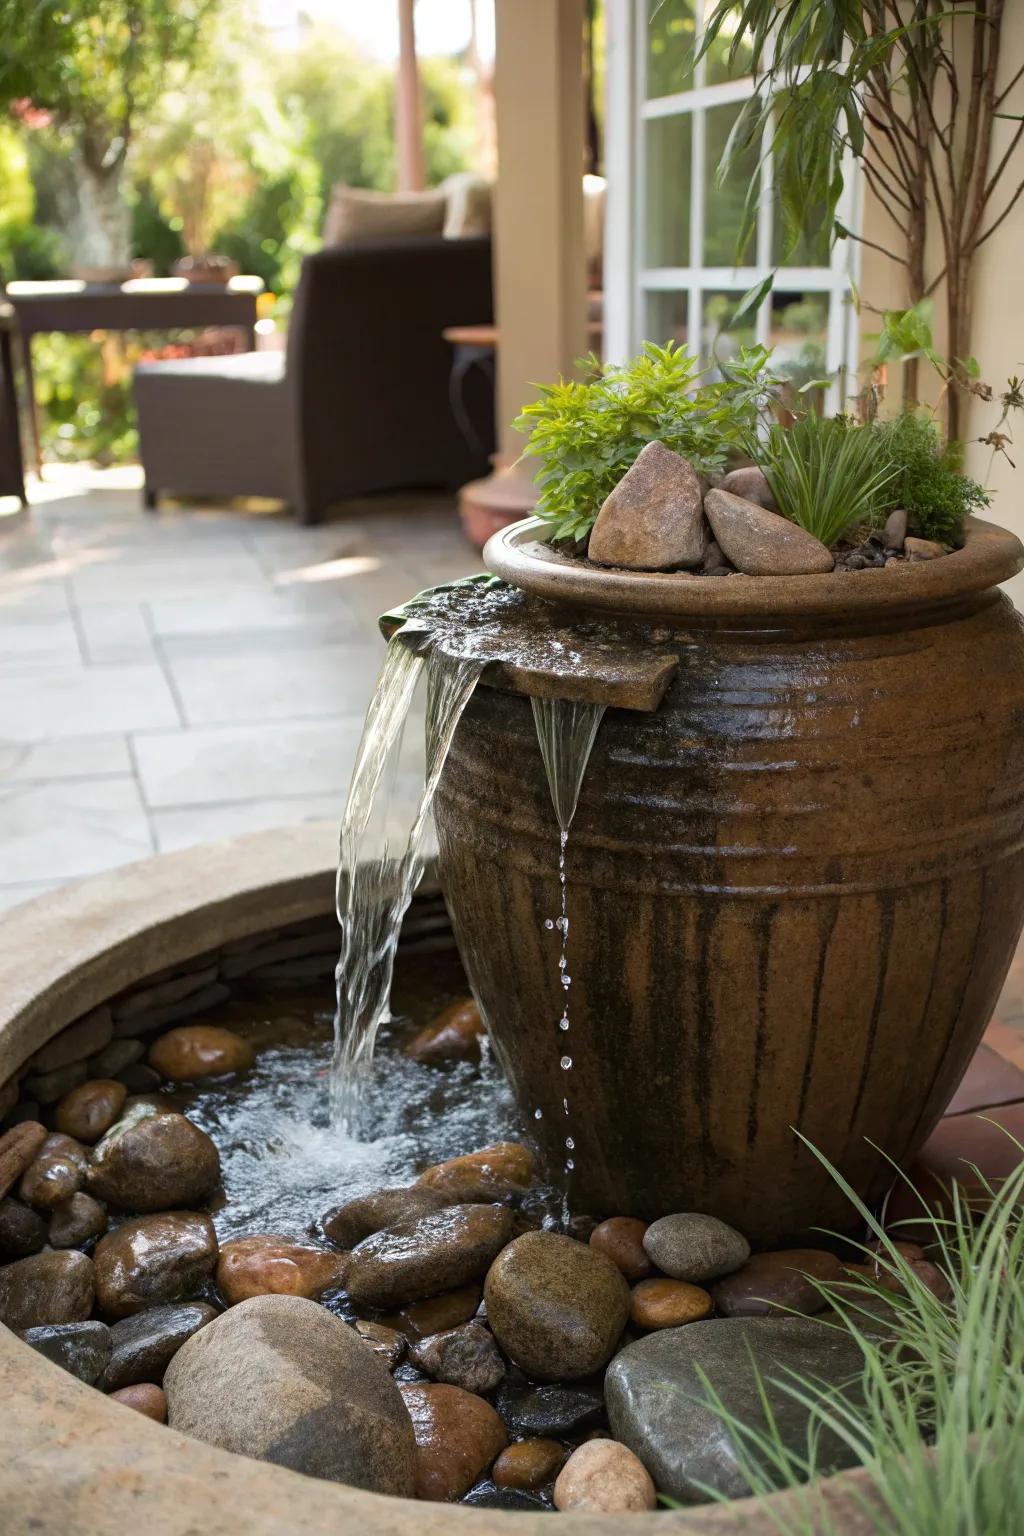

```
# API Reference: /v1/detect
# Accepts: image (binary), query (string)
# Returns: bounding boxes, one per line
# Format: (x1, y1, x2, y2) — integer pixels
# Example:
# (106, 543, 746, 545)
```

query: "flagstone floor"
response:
(0, 467, 482, 913)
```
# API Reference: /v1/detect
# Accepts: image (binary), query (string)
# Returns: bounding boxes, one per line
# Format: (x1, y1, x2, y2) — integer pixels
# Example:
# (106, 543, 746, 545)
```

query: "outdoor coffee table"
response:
(6, 275, 264, 474)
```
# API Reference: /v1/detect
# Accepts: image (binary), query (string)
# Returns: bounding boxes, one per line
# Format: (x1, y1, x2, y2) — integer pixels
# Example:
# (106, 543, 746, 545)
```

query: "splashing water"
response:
(331, 633, 484, 1133)
(530, 696, 605, 1216)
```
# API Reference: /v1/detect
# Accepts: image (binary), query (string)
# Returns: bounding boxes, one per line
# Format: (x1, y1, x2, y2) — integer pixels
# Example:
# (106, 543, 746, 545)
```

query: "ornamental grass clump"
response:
(675, 1137, 1024, 1534)
(514, 341, 781, 544)
(754, 413, 897, 549)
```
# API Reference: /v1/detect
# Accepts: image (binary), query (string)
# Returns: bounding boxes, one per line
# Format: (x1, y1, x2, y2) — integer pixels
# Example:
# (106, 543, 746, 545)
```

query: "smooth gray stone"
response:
(21, 1320, 111, 1384)
(605, 1317, 865, 1503)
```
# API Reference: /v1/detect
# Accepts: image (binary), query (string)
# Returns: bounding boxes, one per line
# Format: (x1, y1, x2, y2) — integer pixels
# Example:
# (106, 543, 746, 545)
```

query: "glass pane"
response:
(769, 290, 830, 407)
(645, 0, 697, 98)
(643, 290, 689, 348)
(701, 290, 757, 368)
(644, 114, 692, 267)
(704, 6, 756, 86)
(704, 103, 759, 265)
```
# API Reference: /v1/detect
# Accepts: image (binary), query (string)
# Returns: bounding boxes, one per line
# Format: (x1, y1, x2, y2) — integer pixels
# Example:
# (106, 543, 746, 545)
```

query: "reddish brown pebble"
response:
(111, 1383, 167, 1422)
(0, 1122, 47, 1201)
(399, 1382, 507, 1501)
(55, 1079, 127, 1143)
(493, 1438, 566, 1490)
(384, 1283, 484, 1341)
(590, 1217, 652, 1281)
(217, 1234, 349, 1306)
(405, 998, 486, 1064)
(414, 1142, 537, 1203)
(630, 1277, 712, 1329)
(148, 1026, 254, 1082)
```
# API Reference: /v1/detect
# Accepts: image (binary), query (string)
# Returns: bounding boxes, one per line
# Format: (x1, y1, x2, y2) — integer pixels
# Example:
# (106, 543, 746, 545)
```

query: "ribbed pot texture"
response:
(434, 579, 1024, 1244)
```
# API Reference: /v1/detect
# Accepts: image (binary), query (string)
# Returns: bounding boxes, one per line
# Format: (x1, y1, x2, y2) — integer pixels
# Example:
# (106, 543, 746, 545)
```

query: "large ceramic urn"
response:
(432, 517, 1024, 1244)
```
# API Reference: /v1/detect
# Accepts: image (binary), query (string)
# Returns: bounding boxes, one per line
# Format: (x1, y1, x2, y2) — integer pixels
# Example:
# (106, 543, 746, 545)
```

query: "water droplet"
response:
(565, 1158, 575, 1171)
(560, 1055, 572, 1070)
(560, 974, 571, 989)
(534, 1107, 543, 1120)
(563, 1098, 569, 1113)
(565, 1136, 575, 1150)
(558, 1016, 569, 1032)
(544, 918, 555, 930)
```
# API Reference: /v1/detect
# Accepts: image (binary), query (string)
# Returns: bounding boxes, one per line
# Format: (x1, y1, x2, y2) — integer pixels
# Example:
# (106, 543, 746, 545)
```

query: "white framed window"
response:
(604, 0, 862, 409)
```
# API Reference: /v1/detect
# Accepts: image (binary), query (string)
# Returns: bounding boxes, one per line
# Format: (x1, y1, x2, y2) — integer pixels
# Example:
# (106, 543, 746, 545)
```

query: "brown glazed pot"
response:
(433, 518, 1024, 1244)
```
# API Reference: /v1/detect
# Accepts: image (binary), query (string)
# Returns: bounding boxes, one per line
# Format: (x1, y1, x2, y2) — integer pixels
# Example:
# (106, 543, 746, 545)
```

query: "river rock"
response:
(713, 1248, 844, 1317)
(0, 1196, 47, 1258)
(21, 1319, 112, 1384)
(400, 1382, 507, 1501)
(631, 1277, 713, 1329)
(48, 1191, 107, 1248)
(94, 1211, 218, 1320)
(719, 465, 777, 512)
(54, 1079, 127, 1143)
(347, 1203, 513, 1309)
(148, 1025, 255, 1081)
(164, 1294, 416, 1494)
(554, 1438, 657, 1513)
(495, 1375, 605, 1438)
(18, 1132, 88, 1210)
(485, 1231, 630, 1381)
(704, 489, 835, 576)
(589, 442, 708, 571)
(217, 1233, 348, 1305)
(590, 1217, 651, 1281)
(90, 1039, 146, 1078)
(30, 1007, 114, 1073)
(606, 1317, 865, 1502)
(0, 1121, 47, 1200)
(462, 1483, 551, 1511)
(320, 1185, 450, 1248)
(386, 1282, 484, 1340)
(0, 1248, 95, 1329)
(102, 1300, 218, 1389)
(88, 1106, 220, 1211)
(414, 1142, 538, 1203)
(22, 1061, 88, 1104)
(111, 1383, 168, 1421)
(905, 535, 946, 560)
(493, 1437, 566, 1491)
(410, 1321, 505, 1394)
(354, 1319, 406, 1369)
(642, 1212, 750, 1282)
(405, 998, 486, 1064)
(883, 508, 908, 550)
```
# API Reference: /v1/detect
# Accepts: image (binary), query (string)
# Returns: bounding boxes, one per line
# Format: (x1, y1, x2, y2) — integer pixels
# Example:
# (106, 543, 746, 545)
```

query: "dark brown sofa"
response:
(133, 236, 494, 524)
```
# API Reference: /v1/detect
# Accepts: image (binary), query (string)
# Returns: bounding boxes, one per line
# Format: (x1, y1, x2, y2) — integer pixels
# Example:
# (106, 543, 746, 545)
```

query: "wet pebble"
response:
(0, 1121, 48, 1200)
(354, 1319, 406, 1369)
(642, 1212, 750, 1283)
(462, 1481, 551, 1511)
(384, 1282, 483, 1340)
(0, 1248, 95, 1330)
(905, 536, 946, 560)
(494, 1375, 605, 1439)
(630, 1277, 713, 1329)
(93, 1211, 218, 1320)
(48, 1191, 107, 1248)
(414, 1142, 537, 1203)
(29, 1008, 114, 1074)
(148, 1025, 254, 1082)
(216, 1233, 348, 1306)
(712, 1248, 844, 1317)
(111, 1383, 168, 1421)
(0, 1196, 47, 1259)
(347, 1202, 513, 1309)
(553, 1438, 657, 1513)
(21, 1319, 111, 1384)
(589, 1217, 651, 1281)
(409, 1321, 505, 1394)
(102, 1301, 218, 1390)
(21, 1061, 88, 1105)
(320, 1184, 449, 1248)
(492, 1437, 566, 1491)
(485, 1230, 630, 1381)
(88, 1106, 220, 1211)
(404, 998, 486, 1064)
(54, 1079, 127, 1143)
(18, 1132, 88, 1210)
(400, 1381, 508, 1502)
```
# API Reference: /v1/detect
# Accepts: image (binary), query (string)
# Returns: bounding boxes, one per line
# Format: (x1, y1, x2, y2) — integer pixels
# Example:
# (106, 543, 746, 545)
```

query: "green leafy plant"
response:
(870, 414, 989, 547)
(665, 1138, 1024, 1534)
(514, 341, 782, 544)
(753, 414, 897, 548)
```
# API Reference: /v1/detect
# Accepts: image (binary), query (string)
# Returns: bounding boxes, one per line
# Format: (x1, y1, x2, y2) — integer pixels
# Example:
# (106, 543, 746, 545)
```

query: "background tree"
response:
(0, 0, 220, 270)
(699, 0, 1024, 438)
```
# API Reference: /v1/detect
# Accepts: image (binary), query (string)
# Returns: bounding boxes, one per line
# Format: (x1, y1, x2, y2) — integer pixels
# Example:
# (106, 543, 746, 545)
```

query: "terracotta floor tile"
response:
(945, 1042, 1024, 1115)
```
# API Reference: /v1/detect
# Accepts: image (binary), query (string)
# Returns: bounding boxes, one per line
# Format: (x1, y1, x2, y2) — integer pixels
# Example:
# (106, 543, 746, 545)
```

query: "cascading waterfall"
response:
(331, 632, 484, 1133)
(530, 696, 606, 1214)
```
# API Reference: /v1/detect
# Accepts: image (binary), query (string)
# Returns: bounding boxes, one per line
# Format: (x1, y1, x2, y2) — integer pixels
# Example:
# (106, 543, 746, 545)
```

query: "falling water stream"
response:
(530, 697, 606, 1218)
(331, 633, 484, 1133)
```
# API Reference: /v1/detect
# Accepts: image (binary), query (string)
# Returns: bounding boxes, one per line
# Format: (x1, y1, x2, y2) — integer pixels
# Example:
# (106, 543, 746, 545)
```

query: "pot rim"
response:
(484, 515, 1024, 621)
(0, 828, 901, 1535)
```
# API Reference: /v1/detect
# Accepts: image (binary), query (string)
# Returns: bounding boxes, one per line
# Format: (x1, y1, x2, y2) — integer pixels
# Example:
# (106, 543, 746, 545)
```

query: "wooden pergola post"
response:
(396, 0, 426, 192)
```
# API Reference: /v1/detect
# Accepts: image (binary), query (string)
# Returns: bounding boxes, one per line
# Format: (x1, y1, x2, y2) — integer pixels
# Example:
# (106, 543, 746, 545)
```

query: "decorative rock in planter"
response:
(87, 1106, 220, 1211)
(216, 1234, 349, 1305)
(164, 1294, 417, 1495)
(399, 1381, 508, 1502)
(905, 536, 947, 561)
(703, 488, 834, 575)
(588, 442, 708, 571)
(93, 1211, 218, 1320)
(718, 465, 777, 512)
(484, 1230, 630, 1380)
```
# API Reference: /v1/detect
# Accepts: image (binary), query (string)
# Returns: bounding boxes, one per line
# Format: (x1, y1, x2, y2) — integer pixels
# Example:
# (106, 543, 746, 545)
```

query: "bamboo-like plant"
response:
(753, 413, 897, 546)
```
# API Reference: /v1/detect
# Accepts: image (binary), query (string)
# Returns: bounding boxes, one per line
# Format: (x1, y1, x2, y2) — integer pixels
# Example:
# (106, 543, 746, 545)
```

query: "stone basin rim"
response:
(484, 515, 1023, 621)
(0, 827, 900, 1534)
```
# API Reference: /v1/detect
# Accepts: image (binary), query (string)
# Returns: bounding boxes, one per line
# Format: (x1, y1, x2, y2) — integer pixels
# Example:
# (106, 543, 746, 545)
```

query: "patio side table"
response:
(0, 303, 26, 506)
(6, 276, 263, 474)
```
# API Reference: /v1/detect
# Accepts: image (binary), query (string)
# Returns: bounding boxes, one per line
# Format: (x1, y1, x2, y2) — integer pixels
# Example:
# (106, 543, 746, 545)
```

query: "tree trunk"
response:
(67, 150, 131, 275)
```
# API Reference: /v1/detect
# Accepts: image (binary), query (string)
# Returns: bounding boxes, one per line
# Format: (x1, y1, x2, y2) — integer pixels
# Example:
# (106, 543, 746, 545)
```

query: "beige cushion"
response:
(323, 184, 447, 247)
(442, 173, 493, 239)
